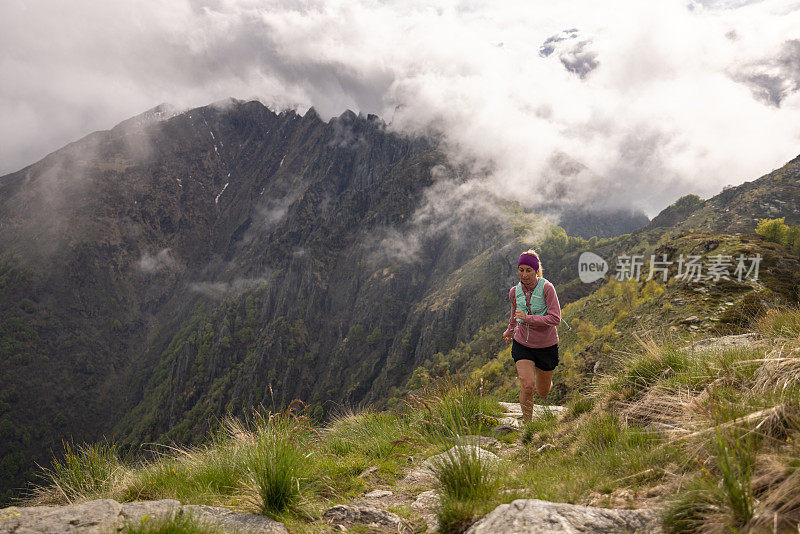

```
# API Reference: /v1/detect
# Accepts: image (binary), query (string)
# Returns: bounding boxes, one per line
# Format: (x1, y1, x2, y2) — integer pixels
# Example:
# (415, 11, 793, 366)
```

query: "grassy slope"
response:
(20, 228, 800, 532)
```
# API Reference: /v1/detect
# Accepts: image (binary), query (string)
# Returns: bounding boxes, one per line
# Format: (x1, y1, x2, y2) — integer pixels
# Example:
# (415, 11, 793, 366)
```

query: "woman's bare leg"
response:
(535, 368, 554, 398)
(515, 359, 536, 422)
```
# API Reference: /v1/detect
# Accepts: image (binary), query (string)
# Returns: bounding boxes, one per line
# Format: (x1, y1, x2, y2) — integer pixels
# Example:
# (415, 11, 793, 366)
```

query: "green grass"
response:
(245, 412, 314, 516)
(664, 429, 758, 533)
(431, 445, 503, 534)
(406, 375, 502, 442)
(602, 341, 695, 402)
(759, 307, 800, 339)
(520, 411, 559, 445)
(322, 409, 412, 459)
(40, 441, 123, 503)
(122, 424, 251, 505)
(121, 512, 228, 534)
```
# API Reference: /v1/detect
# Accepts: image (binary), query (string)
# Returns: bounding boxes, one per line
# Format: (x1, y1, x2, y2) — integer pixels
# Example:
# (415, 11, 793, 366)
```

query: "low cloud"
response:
(137, 248, 180, 273)
(189, 274, 272, 299)
(2, 0, 800, 220)
(376, 174, 507, 264)
(255, 180, 308, 231)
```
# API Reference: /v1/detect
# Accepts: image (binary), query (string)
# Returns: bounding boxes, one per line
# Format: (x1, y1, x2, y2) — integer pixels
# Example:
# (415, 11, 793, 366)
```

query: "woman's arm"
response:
(524, 282, 561, 326)
(503, 287, 517, 336)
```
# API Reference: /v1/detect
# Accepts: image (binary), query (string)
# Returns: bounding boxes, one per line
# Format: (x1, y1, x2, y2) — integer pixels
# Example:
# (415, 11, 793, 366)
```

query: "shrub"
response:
(756, 217, 788, 244)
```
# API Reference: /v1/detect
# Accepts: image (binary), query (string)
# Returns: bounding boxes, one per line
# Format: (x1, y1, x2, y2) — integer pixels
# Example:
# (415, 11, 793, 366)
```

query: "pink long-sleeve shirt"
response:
(504, 278, 562, 348)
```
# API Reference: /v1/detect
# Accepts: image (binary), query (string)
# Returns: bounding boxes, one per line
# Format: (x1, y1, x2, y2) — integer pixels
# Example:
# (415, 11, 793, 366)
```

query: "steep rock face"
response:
(109, 103, 516, 448)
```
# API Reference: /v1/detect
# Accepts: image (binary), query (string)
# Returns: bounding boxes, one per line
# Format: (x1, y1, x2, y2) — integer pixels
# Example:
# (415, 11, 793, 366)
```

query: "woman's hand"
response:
(514, 310, 527, 321)
(502, 331, 513, 343)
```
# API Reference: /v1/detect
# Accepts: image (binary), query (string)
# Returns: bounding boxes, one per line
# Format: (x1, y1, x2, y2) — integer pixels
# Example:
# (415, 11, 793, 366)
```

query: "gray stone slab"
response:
(466, 499, 662, 533)
(183, 504, 288, 533)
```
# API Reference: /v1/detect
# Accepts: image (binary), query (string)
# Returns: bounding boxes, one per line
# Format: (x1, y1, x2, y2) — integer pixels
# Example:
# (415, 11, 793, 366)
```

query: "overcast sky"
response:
(2, 0, 800, 215)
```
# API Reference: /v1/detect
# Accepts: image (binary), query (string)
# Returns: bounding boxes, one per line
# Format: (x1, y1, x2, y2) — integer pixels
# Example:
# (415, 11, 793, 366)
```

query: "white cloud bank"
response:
(2, 0, 800, 215)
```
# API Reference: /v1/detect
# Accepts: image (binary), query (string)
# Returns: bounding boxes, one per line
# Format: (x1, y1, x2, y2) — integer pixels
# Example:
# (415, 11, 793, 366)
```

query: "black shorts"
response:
(511, 340, 559, 371)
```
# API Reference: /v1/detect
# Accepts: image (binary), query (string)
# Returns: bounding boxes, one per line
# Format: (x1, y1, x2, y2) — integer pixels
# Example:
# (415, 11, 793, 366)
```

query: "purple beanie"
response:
(518, 252, 540, 272)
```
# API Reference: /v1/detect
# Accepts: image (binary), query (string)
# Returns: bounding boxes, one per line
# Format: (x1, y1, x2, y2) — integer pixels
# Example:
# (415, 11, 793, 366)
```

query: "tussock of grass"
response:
(32, 441, 124, 504)
(601, 336, 695, 402)
(244, 411, 315, 516)
(664, 429, 757, 534)
(758, 307, 800, 339)
(520, 411, 558, 445)
(123, 422, 251, 505)
(431, 446, 502, 534)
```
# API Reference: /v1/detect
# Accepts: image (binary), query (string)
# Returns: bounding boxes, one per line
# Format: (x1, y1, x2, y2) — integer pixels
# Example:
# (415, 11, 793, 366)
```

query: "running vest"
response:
(515, 278, 549, 342)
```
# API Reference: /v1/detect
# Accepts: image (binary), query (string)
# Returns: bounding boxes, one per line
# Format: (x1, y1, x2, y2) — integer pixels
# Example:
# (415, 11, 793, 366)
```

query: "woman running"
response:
(502, 250, 562, 422)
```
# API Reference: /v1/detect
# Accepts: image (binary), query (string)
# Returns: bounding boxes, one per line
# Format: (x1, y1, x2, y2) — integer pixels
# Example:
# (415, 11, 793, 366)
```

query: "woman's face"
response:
(518, 264, 537, 285)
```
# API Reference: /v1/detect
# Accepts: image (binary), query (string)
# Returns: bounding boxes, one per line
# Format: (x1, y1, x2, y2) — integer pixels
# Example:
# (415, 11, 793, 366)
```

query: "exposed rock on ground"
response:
(466, 498, 662, 534)
(499, 402, 566, 420)
(363, 489, 393, 499)
(455, 435, 500, 449)
(184, 505, 289, 533)
(410, 490, 440, 533)
(323, 504, 409, 533)
(421, 446, 502, 473)
(681, 332, 761, 353)
(0, 499, 179, 533)
(0, 499, 288, 534)
(400, 467, 439, 487)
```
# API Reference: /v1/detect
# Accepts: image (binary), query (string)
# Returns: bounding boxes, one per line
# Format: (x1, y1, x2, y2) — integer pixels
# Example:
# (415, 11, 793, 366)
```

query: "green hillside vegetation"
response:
(756, 217, 800, 255)
(22, 307, 800, 533)
(21, 217, 800, 532)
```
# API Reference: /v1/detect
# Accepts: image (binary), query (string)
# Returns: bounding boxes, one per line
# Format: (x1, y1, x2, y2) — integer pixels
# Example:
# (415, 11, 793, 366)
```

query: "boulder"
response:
(466, 499, 662, 534)
(400, 467, 438, 487)
(498, 402, 567, 420)
(497, 417, 521, 428)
